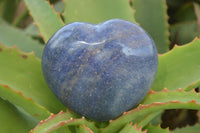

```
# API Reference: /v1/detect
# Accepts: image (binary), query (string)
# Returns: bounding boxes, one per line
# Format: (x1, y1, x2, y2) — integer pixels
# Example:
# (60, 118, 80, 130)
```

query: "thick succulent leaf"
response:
(194, 2, 200, 34)
(171, 124, 200, 133)
(0, 19, 43, 58)
(24, 0, 64, 42)
(1, 0, 18, 23)
(54, 0, 65, 13)
(0, 84, 50, 120)
(137, 111, 162, 127)
(30, 111, 98, 133)
(141, 89, 200, 105)
(138, 89, 200, 127)
(144, 124, 169, 133)
(24, 23, 40, 38)
(101, 89, 200, 133)
(101, 101, 200, 133)
(0, 44, 66, 115)
(0, 97, 38, 133)
(131, 0, 169, 53)
(78, 125, 94, 133)
(119, 123, 146, 133)
(185, 80, 200, 91)
(174, 3, 196, 23)
(170, 21, 199, 45)
(152, 38, 200, 91)
(63, 0, 135, 24)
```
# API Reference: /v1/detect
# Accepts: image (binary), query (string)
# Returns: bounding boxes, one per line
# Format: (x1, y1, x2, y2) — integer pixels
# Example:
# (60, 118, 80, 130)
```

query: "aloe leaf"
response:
(144, 124, 169, 133)
(172, 124, 200, 133)
(185, 80, 200, 91)
(137, 111, 162, 128)
(138, 89, 200, 127)
(101, 89, 200, 133)
(0, 19, 43, 58)
(30, 111, 98, 133)
(24, 23, 40, 37)
(152, 38, 200, 91)
(119, 123, 146, 133)
(0, 84, 51, 120)
(54, 0, 65, 13)
(102, 101, 200, 133)
(78, 125, 94, 133)
(194, 2, 200, 34)
(1, 0, 18, 23)
(0, 44, 66, 115)
(24, 0, 64, 42)
(0, 97, 38, 133)
(173, 3, 196, 23)
(131, 0, 169, 54)
(141, 89, 200, 105)
(63, 0, 135, 24)
(170, 21, 199, 45)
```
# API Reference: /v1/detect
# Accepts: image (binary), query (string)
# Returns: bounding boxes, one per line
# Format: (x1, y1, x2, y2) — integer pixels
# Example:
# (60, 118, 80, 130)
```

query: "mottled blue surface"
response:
(42, 19, 158, 121)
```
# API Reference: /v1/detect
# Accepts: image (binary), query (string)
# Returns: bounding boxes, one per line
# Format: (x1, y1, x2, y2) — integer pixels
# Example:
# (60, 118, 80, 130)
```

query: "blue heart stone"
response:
(42, 19, 158, 121)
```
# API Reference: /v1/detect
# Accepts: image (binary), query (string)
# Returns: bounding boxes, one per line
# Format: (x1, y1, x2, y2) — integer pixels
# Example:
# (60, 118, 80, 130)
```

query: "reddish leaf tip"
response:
(177, 88, 184, 91)
(162, 88, 169, 92)
(39, 120, 44, 124)
(39, 33, 44, 39)
(148, 89, 155, 94)
(190, 100, 197, 104)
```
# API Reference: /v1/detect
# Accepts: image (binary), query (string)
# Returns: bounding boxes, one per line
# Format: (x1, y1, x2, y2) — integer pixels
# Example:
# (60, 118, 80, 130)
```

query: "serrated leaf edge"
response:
(0, 43, 40, 61)
(0, 83, 51, 120)
(30, 110, 98, 133)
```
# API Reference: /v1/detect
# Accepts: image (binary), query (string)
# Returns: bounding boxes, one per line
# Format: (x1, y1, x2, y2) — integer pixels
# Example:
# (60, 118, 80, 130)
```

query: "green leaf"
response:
(0, 19, 44, 58)
(144, 124, 169, 133)
(137, 111, 162, 127)
(171, 124, 200, 133)
(54, 0, 65, 13)
(173, 3, 196, 23)
(24, 23, 40, 38)
(131, 0, 169, 54)
(185, 80, 200, 91)
(63, 0, 135, 24)
(0, 97, 38, 133)
(1, 0, 18, 23)
(170, 21, 199, 45)
(138, 89, 200, 127)
(101, 89, 200, 133)
(24, 0, 64, 42)
(141, 89, 200, 105)
(0, 84, 51, 120)
(0, 44, 66, 115)
(101, 101, 200, 133)
(78, 125, 94, 133)
(31, 111, 98, 133)
(152, 38, 200, 91)
(119, 123, 146, 133)
(194, 2, 200, 34)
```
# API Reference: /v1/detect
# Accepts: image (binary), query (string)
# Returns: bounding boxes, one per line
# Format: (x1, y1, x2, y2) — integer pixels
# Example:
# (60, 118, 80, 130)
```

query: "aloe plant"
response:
(0, 0, 200, 132)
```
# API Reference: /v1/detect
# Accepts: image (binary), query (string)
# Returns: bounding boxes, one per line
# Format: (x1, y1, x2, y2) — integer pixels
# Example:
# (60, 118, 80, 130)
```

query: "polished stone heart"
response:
(42, 19, 158, 121)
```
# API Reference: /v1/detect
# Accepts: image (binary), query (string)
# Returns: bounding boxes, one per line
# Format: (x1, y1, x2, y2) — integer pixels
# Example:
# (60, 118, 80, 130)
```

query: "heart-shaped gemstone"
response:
(42, 19, 158, 121)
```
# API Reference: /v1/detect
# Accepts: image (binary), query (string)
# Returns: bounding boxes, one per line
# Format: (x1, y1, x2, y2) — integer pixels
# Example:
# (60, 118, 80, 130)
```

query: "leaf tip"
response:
(29, 129, 33, 133)
(148, 89, 155, 94)
(177, 88, 184, 91)
(162, 88, 169, 92)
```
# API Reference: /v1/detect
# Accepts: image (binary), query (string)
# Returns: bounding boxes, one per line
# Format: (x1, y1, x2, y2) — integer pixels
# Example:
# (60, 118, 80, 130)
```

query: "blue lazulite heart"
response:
(42, 19, 158, 121)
